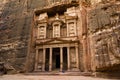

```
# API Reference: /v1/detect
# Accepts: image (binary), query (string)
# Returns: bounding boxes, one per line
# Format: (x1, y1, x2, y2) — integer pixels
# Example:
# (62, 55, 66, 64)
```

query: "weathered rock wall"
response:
(88, 2, 120, 71)
(0, 0, 32, 72)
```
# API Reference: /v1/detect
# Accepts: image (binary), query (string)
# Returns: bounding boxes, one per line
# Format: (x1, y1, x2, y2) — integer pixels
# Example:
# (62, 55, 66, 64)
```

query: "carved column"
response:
(35, 49, 39, 71)
(49, 48, 52, 71)
(60, 47, 63, 71)
(42, 48, 46, 71)
(67, 47, 70, 71)
(76, 45, 79, 69)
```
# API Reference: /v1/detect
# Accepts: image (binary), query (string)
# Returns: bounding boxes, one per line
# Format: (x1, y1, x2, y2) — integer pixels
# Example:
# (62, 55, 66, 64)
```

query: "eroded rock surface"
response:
(0, 0, 120, 73)
(88, 2, 120, 71)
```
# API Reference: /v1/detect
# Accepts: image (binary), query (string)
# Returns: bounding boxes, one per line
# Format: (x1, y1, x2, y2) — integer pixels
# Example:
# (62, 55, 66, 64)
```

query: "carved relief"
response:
(38, 13, 48, 20)
(39, 26, 45, 39)
(70, 47, 76, 68)
(66, 7, 77, 17)
(37, 49, 43, 71)
(67, 20, 77, 37)
(68, 22, 75, 36)
(53, 24, 60, 37)
(37, 24, 47, 39)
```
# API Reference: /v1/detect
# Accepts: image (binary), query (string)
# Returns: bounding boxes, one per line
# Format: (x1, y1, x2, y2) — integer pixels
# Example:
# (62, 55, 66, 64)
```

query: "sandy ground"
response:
(0, 74, 118, 80)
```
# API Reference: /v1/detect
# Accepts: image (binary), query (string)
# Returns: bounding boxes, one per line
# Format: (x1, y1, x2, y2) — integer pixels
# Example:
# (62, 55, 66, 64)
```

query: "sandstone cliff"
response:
(88, 1, 120, 71)
(0, 0, 120, 73)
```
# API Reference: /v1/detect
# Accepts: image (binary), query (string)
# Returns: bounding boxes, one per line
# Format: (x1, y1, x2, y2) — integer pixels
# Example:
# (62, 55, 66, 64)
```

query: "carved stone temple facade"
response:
(29, 2, 86, 72)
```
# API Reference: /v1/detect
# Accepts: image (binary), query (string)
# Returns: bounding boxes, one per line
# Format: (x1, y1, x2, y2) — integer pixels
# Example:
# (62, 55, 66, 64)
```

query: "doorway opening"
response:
(45, 47, 68, 71)
(56, 55, 60, 68)
(53, 48, 60, 70)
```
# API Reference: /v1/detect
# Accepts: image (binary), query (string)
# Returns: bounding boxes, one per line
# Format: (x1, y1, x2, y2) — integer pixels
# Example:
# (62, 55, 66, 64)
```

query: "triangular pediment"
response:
(48, 40, 63, 44)
(45, 38, 70, 44)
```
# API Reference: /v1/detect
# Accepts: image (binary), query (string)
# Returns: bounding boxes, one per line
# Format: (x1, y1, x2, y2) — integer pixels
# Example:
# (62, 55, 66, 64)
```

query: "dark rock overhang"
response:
(34, 1, 79, 17)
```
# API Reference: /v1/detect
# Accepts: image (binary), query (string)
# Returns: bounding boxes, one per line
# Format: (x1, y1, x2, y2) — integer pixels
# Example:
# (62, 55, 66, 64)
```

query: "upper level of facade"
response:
(33, 1, 81, 42)
(35, 11, 78, 39)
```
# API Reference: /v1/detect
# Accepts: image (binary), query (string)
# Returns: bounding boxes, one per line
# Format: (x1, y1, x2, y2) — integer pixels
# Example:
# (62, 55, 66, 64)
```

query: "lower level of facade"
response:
(34, 39, 80, 72)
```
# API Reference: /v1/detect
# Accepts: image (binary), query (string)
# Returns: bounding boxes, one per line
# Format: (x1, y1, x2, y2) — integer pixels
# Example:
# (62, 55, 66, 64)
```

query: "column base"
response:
(42, 70, 45, 72)
(49, 66, 52, 72)
(71, 68, 80, 71)
(34, 70, 42, 72)
(67, 69, 70, 71)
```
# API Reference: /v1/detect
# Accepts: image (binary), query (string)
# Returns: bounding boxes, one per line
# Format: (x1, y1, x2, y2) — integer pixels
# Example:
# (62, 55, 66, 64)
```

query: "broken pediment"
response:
(65, 7, 77, 16)
(65, 7, 78, 20)
(36, 19, 48, 24)
(36, 13, 48, 24)
(65, 15, 78, 20)
(38, 13, 48, 20)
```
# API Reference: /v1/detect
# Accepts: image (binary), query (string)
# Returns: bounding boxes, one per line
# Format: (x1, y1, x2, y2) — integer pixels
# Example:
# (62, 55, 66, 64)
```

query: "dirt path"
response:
(0, 74, 117, 80)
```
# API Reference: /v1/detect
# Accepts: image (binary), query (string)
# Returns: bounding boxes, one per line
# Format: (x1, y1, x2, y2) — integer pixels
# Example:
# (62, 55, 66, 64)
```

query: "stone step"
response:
(25, 71, 93, 76)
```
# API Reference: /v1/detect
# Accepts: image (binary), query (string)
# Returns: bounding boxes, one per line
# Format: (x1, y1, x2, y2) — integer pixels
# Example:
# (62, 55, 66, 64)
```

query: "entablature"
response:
(35, 36, 79, 45)
(35, 39, 79, 49)
(35, 42, 79, 49)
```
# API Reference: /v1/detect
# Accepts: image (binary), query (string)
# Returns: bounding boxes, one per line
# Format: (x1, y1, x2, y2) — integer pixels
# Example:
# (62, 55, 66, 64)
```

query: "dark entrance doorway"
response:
(56, 55, 60, 68)
(53, 48, 60, 70)
(45, 47, 68, 71)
